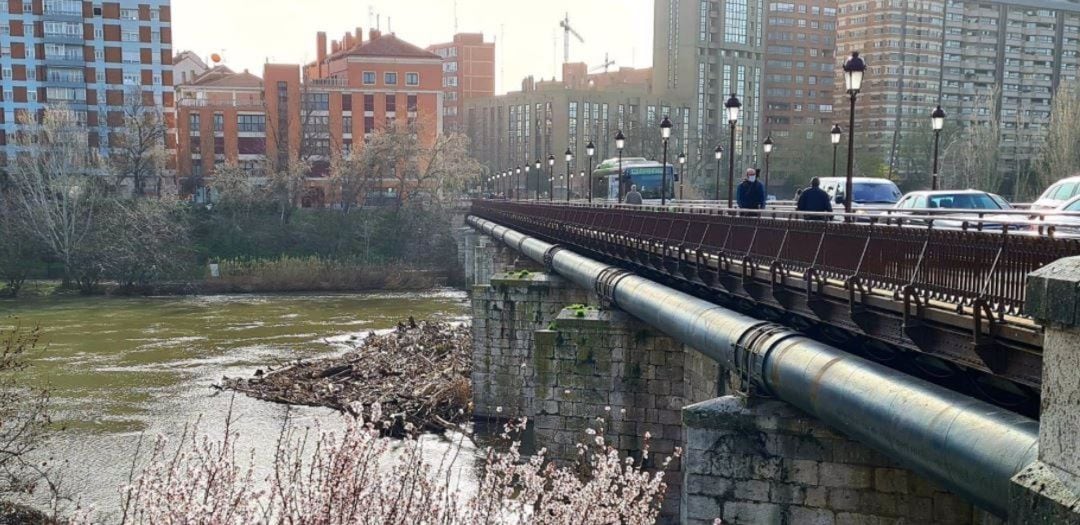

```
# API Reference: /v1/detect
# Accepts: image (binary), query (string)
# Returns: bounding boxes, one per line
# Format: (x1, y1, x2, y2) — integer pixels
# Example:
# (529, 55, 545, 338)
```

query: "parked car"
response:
(892, 190, 1013, 230)
(1030, 194, 1080, 236)
(817, 177, 903, 208)
(1031, 175, 1080, 210)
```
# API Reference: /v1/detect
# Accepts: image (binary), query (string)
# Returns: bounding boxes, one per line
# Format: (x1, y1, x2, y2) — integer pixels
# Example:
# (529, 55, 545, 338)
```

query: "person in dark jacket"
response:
(736, 168, 766, 210)
(796, 177, 833, 220)
(624, 184, 644, 205)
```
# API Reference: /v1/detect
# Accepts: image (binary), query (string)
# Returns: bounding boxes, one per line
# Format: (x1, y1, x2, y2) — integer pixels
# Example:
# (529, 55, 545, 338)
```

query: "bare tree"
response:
(110, 88, 168, 198)
(0, 326, 54, 508)
(6, 106, 103, 288)
(409, 130, 482, 205)
(941, 87, 1002, 192)
(1038, 79, 1080, 192)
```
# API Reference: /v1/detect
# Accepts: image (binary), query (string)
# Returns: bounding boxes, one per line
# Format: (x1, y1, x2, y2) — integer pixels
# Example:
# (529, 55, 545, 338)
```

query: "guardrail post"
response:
(1011, 256, 1080, 523)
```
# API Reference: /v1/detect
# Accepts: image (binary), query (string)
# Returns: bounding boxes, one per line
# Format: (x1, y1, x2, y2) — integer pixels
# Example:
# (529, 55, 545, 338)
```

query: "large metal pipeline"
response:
(467, 215, 1038, 518)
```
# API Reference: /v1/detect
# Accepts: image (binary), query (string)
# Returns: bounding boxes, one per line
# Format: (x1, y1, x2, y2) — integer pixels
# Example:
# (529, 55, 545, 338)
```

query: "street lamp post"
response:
(725, 93, 742, 209)
(515, 166, 522, 200)
(615, 130, 626, 202)
(523, 164, 530, 200)
(534, 159, 541, 201)
(660, 116, 672, 206)
(714, 145, 724, 201)
(564, 148, 573, 202)
(831, 124, 843, 180)
(579, 170, 586, 200)
(842, 51, 866, 214)
(763, 135, 774, 199)
(931, 105, 946, 190)
(547, 154, 555, 201)
(677, 152, 687, 200)
(586, 140, 595, 203)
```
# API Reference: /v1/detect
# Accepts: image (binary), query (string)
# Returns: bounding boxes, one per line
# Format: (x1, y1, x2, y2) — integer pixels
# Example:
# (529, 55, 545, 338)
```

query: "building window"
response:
(120, 8, 138, 20)
(384, 72, 398, 85)
(213, 113, 224, 132)
(189, 113, 201, 133)
(364, 94, 374, 112)
(44, 21, 82, 37)
(122, 72, 138, 85)
(122, 50, 140, 64)
(725, 0, 749, 44)
(44, 43, 82, 60)
(44, 87, 85, 102)
(364, 116, 374, 134)
(301, 92, 329, 112)
(362, 71, 376, 85)
(237, 114, 265, 133)
(150, 9, 159, 20)
(43, 0, 80, 15)
(405, 72, 419, 86)
(191, 163, 203, 178)
(385, 94, 396, 113)
(343, 116, 352, 134)
(407, 95, 417, 112)
(341, 93, 352, 111)
(122, 30, 139, 42)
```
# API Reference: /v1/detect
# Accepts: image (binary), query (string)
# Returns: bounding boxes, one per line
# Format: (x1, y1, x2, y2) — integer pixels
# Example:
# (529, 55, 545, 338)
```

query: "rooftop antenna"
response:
(499, 23, 505, 89)
(377, 13, 381, 31)
(453, 0, 458, 33)
(368, 6, 374, 28)
(388, 16, 392, 33)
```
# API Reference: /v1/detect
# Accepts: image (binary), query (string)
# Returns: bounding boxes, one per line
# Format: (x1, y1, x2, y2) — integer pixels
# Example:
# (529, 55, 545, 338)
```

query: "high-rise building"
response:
(426, 33, 495, 133)
(0, 0, 174, 166)
(653, 0, 766, 179)
(835, 0, 1080, 178)
(176, 29, 443, 206)
(464, 63, 695, 197)
(762, 0, 839, 138)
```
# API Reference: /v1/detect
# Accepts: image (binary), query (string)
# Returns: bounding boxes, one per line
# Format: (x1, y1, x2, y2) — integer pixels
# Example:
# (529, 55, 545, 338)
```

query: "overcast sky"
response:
(173, 0, 655, 94)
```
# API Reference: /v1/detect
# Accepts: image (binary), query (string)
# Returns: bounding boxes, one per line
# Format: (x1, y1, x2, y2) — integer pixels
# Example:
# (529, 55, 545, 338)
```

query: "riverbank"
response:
(222, 319, 472, 434)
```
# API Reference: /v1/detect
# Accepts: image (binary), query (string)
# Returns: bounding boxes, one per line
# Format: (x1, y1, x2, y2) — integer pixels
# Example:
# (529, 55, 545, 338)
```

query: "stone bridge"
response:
(456, 207, 1080, 525)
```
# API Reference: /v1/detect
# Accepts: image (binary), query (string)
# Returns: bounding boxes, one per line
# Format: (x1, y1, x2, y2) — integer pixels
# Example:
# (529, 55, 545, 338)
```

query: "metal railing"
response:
(471, 199, 1080, 318)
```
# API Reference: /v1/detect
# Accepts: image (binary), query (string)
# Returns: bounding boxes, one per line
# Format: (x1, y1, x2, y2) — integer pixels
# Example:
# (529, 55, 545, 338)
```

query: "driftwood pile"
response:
(223, 318, 472, 433)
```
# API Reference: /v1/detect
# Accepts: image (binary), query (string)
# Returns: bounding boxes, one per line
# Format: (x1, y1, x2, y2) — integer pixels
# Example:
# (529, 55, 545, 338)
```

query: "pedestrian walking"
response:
(624, 184, 644, 205)
(795, 177, 833, 220)
(736, 168, 766, 210)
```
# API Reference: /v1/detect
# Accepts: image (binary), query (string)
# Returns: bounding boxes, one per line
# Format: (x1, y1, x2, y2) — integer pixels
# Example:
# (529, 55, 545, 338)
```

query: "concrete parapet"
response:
(682, 396, 994, 525)
(1012, 258, 1080, 523)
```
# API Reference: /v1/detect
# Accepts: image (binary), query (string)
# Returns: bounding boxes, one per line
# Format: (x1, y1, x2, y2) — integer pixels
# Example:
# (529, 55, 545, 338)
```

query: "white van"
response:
(1032, 175, 1080, 210)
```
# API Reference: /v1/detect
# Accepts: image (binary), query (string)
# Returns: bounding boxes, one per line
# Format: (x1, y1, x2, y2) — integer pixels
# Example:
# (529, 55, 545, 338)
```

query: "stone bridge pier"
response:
(461, 224, 1078, 525)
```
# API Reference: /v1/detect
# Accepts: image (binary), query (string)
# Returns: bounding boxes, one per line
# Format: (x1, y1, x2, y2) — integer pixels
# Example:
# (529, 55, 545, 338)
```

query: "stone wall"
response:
(683, 396, 999, 525)
(532, 307, 721, 521)
(470, 271, 589, 418)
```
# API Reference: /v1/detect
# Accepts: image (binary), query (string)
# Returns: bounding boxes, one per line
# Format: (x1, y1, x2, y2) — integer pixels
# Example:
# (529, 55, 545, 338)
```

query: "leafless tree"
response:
(0, 326, 55, 509)
(5, 106, 103, 288)
(1038, 79, 1080, 193)
(110, 88, 168, 198)
(941, 87, 1002, 193)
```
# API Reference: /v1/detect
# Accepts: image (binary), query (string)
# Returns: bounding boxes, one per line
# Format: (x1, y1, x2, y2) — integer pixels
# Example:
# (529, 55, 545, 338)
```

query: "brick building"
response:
(0, 0, 175, 170)
(426, 33, 495, 133)
(763, 0, 838, 138)
(175, 29, 443, 206)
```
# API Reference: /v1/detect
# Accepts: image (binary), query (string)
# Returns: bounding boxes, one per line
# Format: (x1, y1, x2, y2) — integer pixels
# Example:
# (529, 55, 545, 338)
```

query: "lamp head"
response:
(615, 129, 626, 150)
(843, 51, 866, 93)
(724, 93, 742, 123)
(677, 152, 686, 165)
(763, 135, 774, 154)
(548, 154, 555, 166)
(660, 115, 672, 139)
(932, 105, 946, 131)
(714, 144, 723, 160)
(564, 148, 573, 162)
(586, 140, 595, 157)
(830, 124, 843, 145)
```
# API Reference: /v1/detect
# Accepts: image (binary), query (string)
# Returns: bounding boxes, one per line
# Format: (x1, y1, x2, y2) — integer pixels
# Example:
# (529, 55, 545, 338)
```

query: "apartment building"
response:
(835, 0, 1080, 176)
(653, 0, 767, 178)
(0, 0, 174, 166)
(426, 33, 495, 133)
(763, 0, 839, 138)
(176, 29, 443, 206)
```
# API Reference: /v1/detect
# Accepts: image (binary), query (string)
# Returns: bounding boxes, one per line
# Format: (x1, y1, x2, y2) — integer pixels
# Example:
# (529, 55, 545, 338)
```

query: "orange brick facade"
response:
(426, 33, 495, 133)
(175, 29, 443, 206)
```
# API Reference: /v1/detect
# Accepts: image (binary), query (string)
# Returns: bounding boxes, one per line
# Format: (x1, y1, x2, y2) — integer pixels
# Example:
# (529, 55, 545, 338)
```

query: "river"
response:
(0, 290, 477, 520)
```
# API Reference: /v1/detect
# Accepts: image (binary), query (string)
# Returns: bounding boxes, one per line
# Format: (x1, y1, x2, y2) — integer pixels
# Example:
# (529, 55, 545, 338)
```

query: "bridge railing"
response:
(470, 200, 1080, 318)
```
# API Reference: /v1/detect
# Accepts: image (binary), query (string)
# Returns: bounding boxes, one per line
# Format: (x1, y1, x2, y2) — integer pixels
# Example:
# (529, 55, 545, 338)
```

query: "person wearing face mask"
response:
(736, 167, 766, 210)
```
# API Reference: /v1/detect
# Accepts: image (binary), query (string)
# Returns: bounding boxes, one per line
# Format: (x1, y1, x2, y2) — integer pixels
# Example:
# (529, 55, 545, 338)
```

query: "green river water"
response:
(0, 290, 476, 519)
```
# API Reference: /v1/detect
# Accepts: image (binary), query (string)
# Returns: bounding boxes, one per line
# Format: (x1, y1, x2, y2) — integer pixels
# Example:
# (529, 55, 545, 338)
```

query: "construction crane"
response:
(559, 13, 583, 64)
(590, 53, 616, 73)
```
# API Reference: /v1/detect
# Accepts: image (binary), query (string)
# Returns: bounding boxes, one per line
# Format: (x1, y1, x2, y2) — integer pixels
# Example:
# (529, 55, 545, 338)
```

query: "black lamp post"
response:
(534, 159, 541, 201)
(763, 135, 774, 199)
(725, 93, 742, 209)
(515, 166, 522, 200)
(615, 130, 626, 202)
(831, 124, 843, 180)
(547, 154, 555, 201)
(586, 140, 595, 203)
(523, 164, 530, 201)
(677, 152, 687, 200)
(660, 116, 672, 205)
(714, 145, 724, 202)
(564, 148, 573, 202)
(931, 105, 946, 190)
(842, 51, 866, 214)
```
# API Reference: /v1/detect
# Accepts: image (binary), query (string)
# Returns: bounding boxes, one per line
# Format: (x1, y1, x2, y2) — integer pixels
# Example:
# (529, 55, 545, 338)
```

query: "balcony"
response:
(308, 77, 349, 88)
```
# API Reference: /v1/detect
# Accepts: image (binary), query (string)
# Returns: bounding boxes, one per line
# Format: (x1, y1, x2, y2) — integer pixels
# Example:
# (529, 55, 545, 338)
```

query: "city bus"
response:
(591, 158, 677, 201)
